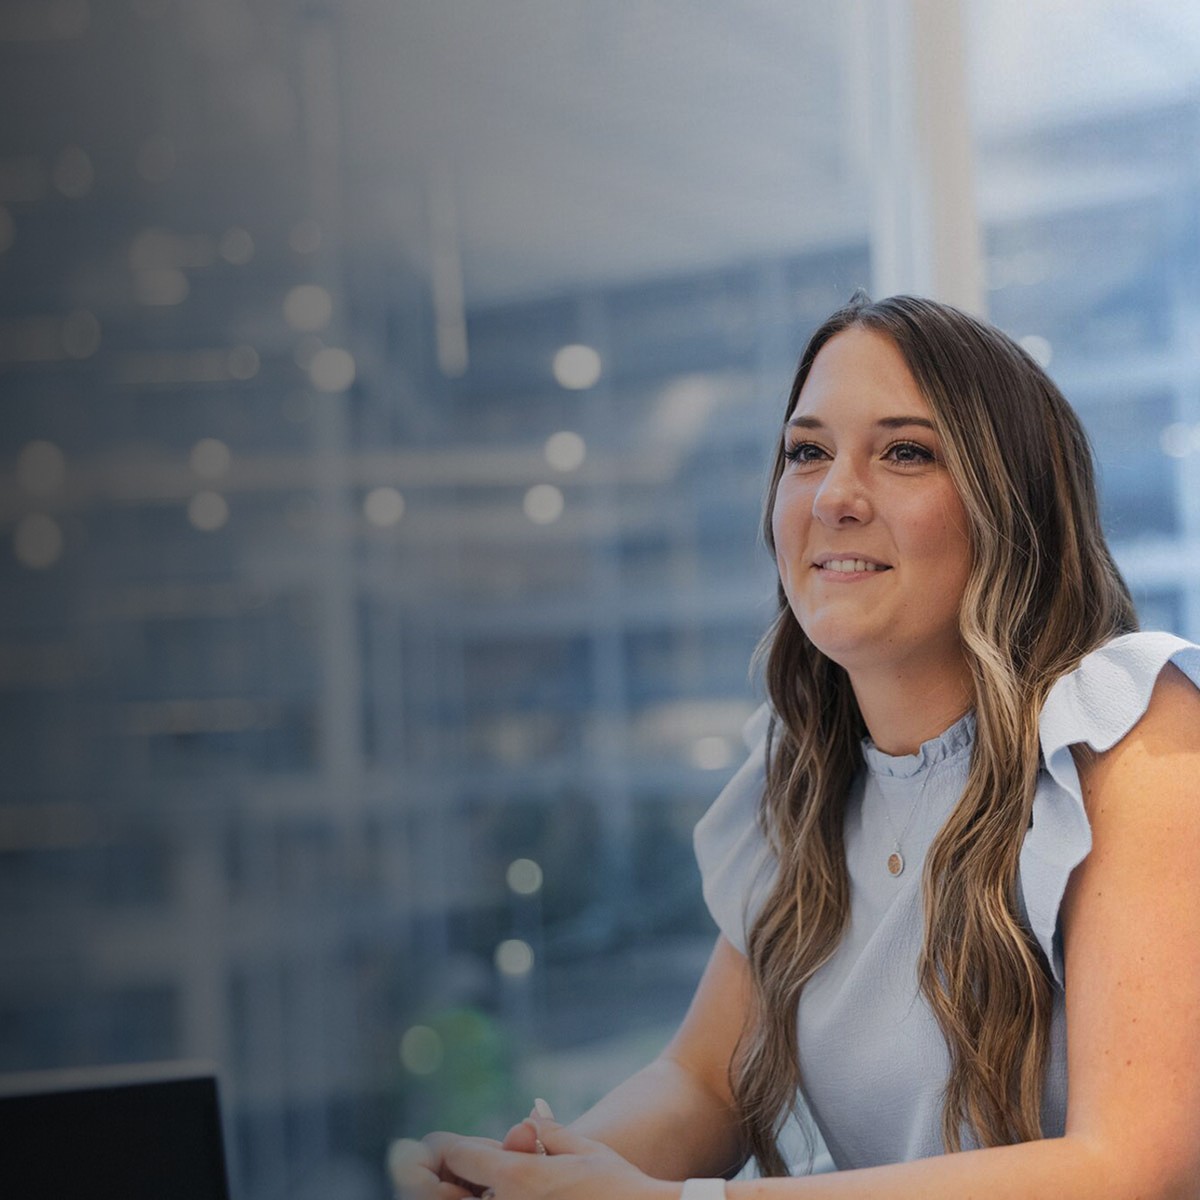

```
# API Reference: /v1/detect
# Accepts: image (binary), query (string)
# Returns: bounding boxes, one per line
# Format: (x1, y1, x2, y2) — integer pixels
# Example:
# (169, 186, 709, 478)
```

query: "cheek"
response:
(769, 487, 787, 550)
(770, 488, 808, 567)
(770, 498, 785, 554)
(922, 500, 972, 591)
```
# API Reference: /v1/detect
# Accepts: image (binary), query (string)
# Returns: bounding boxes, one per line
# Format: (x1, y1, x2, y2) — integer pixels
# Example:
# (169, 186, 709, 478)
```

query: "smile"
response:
(815, 558, 891, 573)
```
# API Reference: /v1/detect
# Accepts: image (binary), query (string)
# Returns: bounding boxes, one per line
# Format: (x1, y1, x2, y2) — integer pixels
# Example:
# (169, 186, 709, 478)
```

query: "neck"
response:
(847, 655, 974, 757)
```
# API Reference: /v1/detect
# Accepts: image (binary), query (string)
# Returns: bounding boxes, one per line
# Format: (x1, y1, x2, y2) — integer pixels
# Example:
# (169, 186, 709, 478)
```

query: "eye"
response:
(884, 440, 935, 466)
(783, 440, 828, 465)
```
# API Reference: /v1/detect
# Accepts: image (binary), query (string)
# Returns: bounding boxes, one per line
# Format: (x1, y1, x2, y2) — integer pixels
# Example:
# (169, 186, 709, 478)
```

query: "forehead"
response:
(791, 326, 931, 420)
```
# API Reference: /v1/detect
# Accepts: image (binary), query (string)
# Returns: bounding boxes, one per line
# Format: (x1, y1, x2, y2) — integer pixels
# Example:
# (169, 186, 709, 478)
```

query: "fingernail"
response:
(533, 1097, 555, 1119)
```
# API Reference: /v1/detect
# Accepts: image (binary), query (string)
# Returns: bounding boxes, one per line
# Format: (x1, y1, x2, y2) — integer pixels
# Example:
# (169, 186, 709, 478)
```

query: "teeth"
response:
(822, 559, 885, 572)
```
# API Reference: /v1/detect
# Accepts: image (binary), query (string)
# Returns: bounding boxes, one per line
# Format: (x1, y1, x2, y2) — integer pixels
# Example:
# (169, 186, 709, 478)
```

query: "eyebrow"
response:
(785, 414, 937, 431)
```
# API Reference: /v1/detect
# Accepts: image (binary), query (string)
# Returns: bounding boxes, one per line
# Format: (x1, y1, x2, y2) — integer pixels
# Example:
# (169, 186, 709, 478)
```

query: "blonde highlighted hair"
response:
(733, 294, 1137, 1174)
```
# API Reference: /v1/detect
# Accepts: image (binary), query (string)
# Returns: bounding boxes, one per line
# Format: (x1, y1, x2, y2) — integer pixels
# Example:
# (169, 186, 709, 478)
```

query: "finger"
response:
(422, 1132, 501, 1172)
(420, 1132, 503, 1194)
(528, 1118, 604, 1157)
(500, 1099, 555, 1152)
(517, 1115, 548, 1155)
(423, 1133, 501, 1155)
(528, 1099, 555, 1152)
(440, 1140, 533, 1194)
(390, 1138, 450, 1198)
(394, 1179, 472, 1200)
(389, 1157, 473, 1200)
(500, 1121, 539, 1153)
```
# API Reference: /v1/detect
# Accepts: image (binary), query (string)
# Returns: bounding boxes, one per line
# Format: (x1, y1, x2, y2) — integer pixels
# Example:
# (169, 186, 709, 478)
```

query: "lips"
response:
(814, 555, 892, 573)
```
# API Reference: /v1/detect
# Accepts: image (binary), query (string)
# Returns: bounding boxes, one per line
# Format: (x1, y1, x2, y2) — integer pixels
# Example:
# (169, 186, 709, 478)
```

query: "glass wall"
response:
(1, 3, 1197, 1198)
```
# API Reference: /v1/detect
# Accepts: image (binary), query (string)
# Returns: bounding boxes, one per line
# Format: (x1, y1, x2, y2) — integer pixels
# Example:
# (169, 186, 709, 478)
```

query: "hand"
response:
(393, 1100, 554, 1198)
(391, 1131, 501, 1199)
(501, 1098, 555, 1154)
(438, 1117, 674, 1200)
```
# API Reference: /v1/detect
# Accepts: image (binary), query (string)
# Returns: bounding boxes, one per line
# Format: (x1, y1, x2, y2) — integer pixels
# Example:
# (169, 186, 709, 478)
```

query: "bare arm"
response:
(439, 664, 1200, 1199)
(724, 662, 1200, 1199)
(566, 934, 751, 1180)
(415, 931, 751, 1196)
(429, 664, 1200, 1200)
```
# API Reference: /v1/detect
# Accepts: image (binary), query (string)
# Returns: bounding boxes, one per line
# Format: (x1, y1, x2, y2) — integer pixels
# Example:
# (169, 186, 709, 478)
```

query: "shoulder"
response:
(1070, 657, 1200, 801)
(1052, 648, 1200, 1188)
(1049, 632, 1200, 875)
(1038, 631, 1200, 776)
(693, 703, 778, 956)
(1020, 632, 1200, 987)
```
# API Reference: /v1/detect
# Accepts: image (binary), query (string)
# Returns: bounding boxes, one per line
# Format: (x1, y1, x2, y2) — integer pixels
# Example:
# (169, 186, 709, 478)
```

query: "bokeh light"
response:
(16, 442, 67, 496)
(399, 1025, 443, 1076)
(135, 269, 189, 306)
(309, 346, 356, 392)
(1018, 333, 1052, 367)
(219, 226, 255, 265)
(688, 735, 734, 770)
(187, 491, 229, 532)
(190, 438, 232, 479)
(14, 514, 64, 569)
(494, 939, 534, 977)
(506, 858, 544, 896)
(363, 486, 405, 527)
(552, 343, 602, 389)
(523, 484, 564, 524)
(227, 345, 260, 380)
(1160, 423, 1199, 459)
(544, 430, 586, 472)
(283, 284, 334, 332)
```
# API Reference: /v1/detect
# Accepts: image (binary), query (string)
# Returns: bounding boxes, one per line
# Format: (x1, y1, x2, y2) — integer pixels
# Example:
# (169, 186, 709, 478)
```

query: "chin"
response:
(796, 622, 871, 668)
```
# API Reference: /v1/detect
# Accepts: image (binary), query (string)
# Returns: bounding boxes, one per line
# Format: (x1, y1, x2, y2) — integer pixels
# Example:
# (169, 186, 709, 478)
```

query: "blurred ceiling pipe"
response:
(850, 0, 986, 315)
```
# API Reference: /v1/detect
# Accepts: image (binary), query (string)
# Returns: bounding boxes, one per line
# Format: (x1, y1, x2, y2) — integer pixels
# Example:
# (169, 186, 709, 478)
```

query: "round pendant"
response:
(887, 851, 904, 877)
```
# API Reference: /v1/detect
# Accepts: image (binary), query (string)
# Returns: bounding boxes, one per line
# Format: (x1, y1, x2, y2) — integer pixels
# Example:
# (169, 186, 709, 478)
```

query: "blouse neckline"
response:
(860, 711, 975, 779)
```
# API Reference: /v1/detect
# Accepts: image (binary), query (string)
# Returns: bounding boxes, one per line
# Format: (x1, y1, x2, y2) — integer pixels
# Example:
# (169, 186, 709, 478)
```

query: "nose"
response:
(812, 456, 872, 527)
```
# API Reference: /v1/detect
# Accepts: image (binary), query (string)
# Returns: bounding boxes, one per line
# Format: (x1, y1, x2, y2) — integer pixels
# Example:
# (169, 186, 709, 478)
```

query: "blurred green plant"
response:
(397, 1006, 523, 1139)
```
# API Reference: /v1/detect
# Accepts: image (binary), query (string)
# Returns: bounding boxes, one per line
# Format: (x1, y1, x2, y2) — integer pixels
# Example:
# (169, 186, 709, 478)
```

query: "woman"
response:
(408, 294, 1200, 1199)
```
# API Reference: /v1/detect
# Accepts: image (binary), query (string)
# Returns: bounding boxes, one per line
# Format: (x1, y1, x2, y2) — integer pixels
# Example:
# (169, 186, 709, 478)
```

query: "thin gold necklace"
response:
(878, 767, 933, 877)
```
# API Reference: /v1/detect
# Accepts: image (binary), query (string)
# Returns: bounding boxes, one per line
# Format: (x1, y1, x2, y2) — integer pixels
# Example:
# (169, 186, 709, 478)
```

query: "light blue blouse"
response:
(694, 631, 1200, 1172)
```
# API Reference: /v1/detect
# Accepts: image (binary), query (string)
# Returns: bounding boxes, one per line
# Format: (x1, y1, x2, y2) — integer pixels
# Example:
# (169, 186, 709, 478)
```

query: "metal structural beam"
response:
(854, 0, 985, 314)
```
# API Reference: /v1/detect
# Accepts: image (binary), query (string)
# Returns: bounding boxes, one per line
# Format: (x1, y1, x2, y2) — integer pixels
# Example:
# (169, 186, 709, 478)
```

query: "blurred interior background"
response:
(2, 1, 1199, 1197)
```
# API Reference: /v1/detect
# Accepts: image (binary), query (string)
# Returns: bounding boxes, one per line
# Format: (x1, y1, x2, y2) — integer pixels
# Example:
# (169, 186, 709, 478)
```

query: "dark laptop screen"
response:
(0, 1066, 232, 1200)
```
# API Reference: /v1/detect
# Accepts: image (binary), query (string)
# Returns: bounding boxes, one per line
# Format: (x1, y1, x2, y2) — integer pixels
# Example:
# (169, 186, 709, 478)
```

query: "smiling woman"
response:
(407, 295, 1200, 1200)
(770, 326, 972, 750)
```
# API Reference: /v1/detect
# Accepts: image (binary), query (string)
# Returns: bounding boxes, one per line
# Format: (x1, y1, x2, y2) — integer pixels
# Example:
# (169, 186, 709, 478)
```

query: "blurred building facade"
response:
(1, 4, 1199, 1199)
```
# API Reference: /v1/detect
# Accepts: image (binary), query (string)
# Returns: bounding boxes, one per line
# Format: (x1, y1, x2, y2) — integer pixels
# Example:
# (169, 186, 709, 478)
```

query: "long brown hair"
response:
(732, 293, 1137, 1174)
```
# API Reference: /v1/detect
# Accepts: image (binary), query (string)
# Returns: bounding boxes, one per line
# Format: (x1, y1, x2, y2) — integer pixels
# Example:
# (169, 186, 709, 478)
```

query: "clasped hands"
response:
(397, 1100, 674, 1200)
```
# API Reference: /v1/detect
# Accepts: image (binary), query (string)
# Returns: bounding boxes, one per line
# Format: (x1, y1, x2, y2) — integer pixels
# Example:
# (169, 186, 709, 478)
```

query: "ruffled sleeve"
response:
(1021, 631, 1200, 987)
(693, 703, 778, 955)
